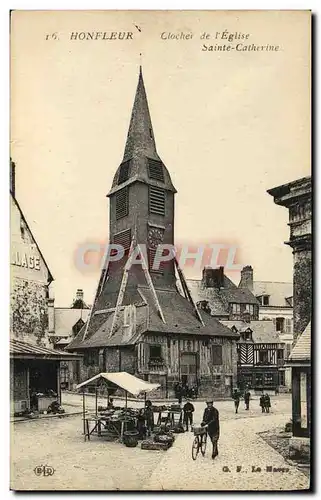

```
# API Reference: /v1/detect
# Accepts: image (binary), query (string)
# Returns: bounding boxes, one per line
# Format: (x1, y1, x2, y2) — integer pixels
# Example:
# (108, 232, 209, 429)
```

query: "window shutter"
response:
(149, 186, 165, 216)
(116, 187, 129, 220)
(114, 229, 131, 250)
(147, 158, 164, 182)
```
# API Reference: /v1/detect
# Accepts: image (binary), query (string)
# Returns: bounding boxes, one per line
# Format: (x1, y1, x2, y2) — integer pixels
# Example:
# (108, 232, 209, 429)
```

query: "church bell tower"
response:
(95, 67, 178, 313)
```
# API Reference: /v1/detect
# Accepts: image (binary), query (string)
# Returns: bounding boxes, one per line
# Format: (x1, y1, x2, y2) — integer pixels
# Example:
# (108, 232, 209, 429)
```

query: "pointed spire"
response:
(123, 67, 159, 160)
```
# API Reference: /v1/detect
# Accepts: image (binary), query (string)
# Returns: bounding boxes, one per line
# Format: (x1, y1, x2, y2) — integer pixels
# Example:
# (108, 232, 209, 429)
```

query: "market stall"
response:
(76, 372, 161, 444)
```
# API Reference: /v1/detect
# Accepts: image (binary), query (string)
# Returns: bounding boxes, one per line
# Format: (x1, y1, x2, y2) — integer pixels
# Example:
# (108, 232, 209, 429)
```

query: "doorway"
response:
(180, 352, 198, 387)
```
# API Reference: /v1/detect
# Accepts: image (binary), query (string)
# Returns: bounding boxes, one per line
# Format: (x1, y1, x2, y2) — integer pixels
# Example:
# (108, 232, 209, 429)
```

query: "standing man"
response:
(264, 393, 271, 413)
(244, 389, 251, 411)
(232, 388, 241, 414)
(183, 398, 195, 431)
(201, 400, 220, 459)
(145, 400, 154, 436)
(259, 393, 265, 413)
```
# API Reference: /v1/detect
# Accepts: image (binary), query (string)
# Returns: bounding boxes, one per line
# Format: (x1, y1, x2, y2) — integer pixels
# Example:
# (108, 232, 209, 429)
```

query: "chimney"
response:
(76, 289, 84, 301)
(202, 266, 224, 289)
(10, 158, 16, 197)
(239, 265, 253, 291)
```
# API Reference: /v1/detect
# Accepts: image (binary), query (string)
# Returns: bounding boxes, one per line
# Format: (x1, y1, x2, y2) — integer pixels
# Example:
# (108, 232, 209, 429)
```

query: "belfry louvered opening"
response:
(118, 160, 131, 185)
(148, 248, 164, 273)
(116, 187, 129, 220)
(149, 186, 165, 216)
(114, 229, 132, 251)
(147, 158, 164, 182)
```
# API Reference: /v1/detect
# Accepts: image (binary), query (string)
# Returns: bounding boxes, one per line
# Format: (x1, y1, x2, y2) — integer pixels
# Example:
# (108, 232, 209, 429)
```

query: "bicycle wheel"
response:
(192, 436, 199, 460)
(200, 433, 207, 456)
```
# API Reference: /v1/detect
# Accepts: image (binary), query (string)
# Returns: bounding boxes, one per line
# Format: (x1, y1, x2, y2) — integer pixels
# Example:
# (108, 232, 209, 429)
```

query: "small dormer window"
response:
(148, 158, 164, 182)
(263, 295, 269, 306)
(118, 160, 131, 185)
(244, 329, 252, 341)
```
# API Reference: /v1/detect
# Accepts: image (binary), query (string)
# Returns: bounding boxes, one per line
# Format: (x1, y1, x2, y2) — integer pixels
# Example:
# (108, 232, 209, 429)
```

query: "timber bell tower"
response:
(95, 67, 178, 314)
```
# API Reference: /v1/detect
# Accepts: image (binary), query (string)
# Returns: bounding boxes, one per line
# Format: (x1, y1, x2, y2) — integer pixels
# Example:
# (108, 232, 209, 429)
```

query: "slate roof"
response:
(67, 285, 238, 350)
(185, 275, 259, 317)
(289, 322, 311, 362)
(108, 68, 176, 196)
(221, 320, 282, 344)
(10, 338, 81, 359)
(253, 281, 293, 308)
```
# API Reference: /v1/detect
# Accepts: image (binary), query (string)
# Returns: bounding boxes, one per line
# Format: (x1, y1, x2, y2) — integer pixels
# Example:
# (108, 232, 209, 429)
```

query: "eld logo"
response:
(34, 465, 55, 477)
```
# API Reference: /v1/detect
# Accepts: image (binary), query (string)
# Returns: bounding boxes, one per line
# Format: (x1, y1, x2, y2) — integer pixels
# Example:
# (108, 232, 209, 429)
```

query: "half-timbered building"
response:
(222, 313, 285, 393)
(66, 68, 239, 397)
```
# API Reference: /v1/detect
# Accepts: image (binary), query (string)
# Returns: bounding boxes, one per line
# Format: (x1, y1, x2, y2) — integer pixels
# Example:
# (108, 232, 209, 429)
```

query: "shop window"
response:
(211, 345, 223, 365)
(116, 187, 129, 220)
(149, 186, 165, 216)
(213, 374, 221, 386)
(264, 373, 274, 386)
(254, 373, 263, 386)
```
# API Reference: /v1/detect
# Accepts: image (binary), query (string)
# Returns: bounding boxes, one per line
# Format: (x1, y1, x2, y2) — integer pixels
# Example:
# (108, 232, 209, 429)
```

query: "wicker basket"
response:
(193, 425, 207, 436)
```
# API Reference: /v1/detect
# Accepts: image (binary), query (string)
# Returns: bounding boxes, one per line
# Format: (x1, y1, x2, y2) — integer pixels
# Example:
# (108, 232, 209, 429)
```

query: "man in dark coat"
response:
(244, 390, 251, 410)
(264, 393, 271, 413)
(201, 400, 220, 459)
(259, 394, 265, 413)
(232, 388, 241, 414)
(183, 399, 195, 431)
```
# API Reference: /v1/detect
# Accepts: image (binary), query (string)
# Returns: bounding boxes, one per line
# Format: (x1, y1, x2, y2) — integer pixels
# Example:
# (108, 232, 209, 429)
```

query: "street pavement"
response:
(11, 394, 310, 491)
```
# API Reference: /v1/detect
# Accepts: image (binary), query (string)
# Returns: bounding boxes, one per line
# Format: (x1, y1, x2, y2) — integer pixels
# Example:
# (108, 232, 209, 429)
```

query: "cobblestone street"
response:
(11, 394, 310, 491)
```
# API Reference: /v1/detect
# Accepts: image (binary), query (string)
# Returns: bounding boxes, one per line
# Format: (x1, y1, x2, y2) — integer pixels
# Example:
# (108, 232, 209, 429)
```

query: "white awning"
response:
(76, 372, 160, 397)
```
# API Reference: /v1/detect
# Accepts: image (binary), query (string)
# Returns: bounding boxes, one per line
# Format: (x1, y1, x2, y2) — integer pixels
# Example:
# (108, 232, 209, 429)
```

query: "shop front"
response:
(10, 338, 81, 415)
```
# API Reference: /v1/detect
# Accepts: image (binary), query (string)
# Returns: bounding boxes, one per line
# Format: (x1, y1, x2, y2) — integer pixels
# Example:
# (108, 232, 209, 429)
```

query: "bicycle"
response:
(191, 425, 207, 460)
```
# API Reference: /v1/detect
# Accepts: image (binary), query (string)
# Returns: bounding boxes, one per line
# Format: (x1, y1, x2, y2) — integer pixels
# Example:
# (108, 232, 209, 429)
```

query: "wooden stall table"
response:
(156, 409, 182, 428)
(85, 415, 132, 443)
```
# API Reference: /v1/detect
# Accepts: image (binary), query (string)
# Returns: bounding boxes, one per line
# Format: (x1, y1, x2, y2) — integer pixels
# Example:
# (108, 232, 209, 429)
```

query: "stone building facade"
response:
(267, 176, 312, 339)
(67, 68, 239, 397)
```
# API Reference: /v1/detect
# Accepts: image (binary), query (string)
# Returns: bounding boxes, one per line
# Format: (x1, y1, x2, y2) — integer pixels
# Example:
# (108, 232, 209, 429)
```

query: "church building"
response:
(67, 68, 239, 398)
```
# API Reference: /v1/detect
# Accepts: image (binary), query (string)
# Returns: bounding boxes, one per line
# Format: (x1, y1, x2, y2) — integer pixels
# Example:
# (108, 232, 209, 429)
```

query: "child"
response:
(183, 399, 195, 431)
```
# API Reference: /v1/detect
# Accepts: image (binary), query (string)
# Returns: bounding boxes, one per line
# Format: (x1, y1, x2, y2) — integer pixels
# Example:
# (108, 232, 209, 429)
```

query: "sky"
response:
(10, 10, 310, 306)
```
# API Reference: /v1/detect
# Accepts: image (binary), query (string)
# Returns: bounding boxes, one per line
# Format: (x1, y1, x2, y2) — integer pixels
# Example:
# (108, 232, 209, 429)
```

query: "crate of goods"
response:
(141, 440, 171, 451)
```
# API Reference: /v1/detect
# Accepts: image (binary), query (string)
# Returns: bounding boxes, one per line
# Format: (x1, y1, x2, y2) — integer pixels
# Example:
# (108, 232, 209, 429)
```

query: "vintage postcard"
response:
(10, 10, 311, 491)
